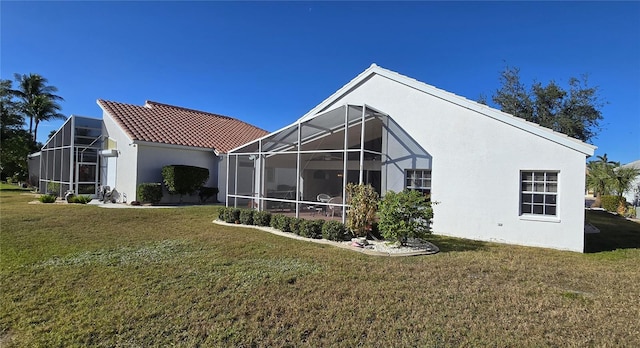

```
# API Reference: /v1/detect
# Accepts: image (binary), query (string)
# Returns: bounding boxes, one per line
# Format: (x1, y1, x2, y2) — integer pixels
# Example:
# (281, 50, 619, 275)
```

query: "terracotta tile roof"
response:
(97, 99, 267, 153)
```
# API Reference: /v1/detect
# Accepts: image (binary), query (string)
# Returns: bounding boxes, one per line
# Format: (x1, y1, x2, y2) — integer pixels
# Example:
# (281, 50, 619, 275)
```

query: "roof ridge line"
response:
(145, 100, 236, 120)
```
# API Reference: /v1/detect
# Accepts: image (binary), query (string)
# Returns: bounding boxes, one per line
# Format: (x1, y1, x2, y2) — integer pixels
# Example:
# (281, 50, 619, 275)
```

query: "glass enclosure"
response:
(38, 116, 103, 197)
(227, 104, 386, 222)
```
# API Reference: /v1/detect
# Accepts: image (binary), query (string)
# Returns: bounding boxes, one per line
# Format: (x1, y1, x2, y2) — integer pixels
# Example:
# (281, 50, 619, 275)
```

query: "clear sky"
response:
(2, 1, 639, 164)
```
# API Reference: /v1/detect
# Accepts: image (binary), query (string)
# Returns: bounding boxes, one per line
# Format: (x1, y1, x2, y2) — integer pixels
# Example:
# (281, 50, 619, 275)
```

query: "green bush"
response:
(253, 211, 271, 226)
(217, 207, 228, 221)
(68, 195, 92, 204)
(239, 209, 254, 225)
(601, 195, 624, 213)
(162, 165, 209, 198)
(39, 194, 56, 203)
(137, 183, 163, 204)
(270, 214, 283, 229)
(322, 220, 350, 241)
(270, 214, 292, 232)
(289, 218, 304, 235)
(300, 219, 324, 239)
(378, 190, 434, 246)
(225, 208, 241, 223)
(199, 186, 219, 203)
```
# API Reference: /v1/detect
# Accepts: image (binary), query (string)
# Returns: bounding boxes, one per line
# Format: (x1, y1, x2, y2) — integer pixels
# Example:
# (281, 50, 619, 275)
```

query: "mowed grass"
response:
(1, 190, 640, 347)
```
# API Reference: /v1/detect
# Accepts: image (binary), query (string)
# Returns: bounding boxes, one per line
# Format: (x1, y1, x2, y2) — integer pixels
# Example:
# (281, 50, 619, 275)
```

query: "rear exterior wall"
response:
(320, 74, 587, 252)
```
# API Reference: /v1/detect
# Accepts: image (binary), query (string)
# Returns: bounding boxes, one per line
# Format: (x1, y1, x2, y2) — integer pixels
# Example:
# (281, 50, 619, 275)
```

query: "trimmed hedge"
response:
(137, 183, 163, 204)
(300, 219, 324, 239)
(239, 209, 254, 225)
(322, 220, 350, 241)
(199, 186, 219, 203)
(253, 211, 271, 226)
(289, 218, 304, 235)
(162, 165, 209, 196)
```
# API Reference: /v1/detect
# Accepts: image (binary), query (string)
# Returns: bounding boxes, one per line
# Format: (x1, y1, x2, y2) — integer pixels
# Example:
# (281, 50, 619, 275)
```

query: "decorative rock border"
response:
(212, 220, 439, 257)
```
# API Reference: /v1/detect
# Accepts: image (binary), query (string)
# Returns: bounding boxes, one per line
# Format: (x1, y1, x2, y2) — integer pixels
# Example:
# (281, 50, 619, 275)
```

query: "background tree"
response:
(0, 79, 30, 181)
(12, 73, 64, 143)
(31, 94, 65, 142)
(491, 66, 604, 143)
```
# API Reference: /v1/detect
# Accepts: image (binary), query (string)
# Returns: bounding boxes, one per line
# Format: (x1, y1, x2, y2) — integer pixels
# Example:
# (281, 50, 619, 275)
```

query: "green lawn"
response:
(1, 189, 639, 346)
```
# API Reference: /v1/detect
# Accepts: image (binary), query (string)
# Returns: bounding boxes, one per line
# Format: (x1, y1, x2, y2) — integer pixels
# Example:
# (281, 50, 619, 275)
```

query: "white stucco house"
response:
(226, 64, 596, 252)
(97, 100, 267, 203)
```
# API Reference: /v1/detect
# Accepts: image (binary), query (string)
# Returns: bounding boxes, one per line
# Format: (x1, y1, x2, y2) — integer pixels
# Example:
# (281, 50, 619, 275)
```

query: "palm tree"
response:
(31, 94, 65, 143)
(586, 154, 619, 208)
(12, 73, 64, 142)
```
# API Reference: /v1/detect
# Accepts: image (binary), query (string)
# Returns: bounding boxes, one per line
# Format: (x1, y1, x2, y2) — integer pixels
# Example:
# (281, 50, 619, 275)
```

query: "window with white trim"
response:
(406, 169, 431, 194)
(520, 171, 558, 216)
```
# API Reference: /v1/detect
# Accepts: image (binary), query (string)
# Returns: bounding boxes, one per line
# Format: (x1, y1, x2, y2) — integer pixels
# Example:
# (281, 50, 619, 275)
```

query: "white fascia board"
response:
(296, 64, 596, 156)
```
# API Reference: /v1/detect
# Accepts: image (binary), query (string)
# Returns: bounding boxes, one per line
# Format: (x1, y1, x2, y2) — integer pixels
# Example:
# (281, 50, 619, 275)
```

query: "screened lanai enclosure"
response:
(226, 104, 432, 222)
(36, 116, 103, 197)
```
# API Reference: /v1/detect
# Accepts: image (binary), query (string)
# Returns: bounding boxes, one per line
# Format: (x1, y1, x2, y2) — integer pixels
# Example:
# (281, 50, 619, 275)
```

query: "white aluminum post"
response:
(234, 154, 239, 208)
(295, 122, 301, 218)
(259, 139, 263, 211)
(359, 106, 366, 185)
(225, 154, 230, 207)
(71, 117, 77, 196)
(342, 106, 349, 223)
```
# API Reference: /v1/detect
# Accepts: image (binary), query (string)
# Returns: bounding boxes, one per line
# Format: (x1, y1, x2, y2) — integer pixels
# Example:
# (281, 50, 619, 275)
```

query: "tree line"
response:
(0, 73, 65, 182)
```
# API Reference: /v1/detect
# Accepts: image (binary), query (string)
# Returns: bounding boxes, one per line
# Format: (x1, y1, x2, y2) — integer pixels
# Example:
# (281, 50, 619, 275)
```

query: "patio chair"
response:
(317, 193, 331, 203)
(327, 196, 343, 218)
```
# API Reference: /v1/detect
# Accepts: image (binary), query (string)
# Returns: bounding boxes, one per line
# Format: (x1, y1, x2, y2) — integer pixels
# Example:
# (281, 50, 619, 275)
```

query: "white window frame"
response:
(406, 169, 431, 194)
(520, 171, 558, 217)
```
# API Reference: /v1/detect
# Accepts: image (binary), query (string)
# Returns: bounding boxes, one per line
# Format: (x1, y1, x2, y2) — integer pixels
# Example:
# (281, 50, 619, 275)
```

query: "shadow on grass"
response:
(585, 210, 640, 253)
(427, 234, 488, 253)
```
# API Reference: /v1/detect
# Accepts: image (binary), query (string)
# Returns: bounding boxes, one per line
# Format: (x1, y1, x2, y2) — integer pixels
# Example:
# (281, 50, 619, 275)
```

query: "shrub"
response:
(289, 218, 304, 235)
(162, 165, 209, 199)
(253, 211, 271, 226)
(280, 216, 293, 232)
(346, 183, 379, 237)
(378, 190, 434, 246)
(300, 219, 324, 239)
(601, 195, 624, 213)
(270, 214, 292, 232)
(137, 183, 163, 204)
(217, 206, 228, 221)
(239, 209, 254, 225)
(322, 220, 350, 241)
(68, 195, 92, 204)
(225, 208, 241, 223)
(199, 186, 219, 203)
(39, 194, 56, 203)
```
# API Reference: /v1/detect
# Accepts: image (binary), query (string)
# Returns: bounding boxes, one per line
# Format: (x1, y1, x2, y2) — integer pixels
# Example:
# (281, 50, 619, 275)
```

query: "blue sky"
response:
(2, 1, 639, 164)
